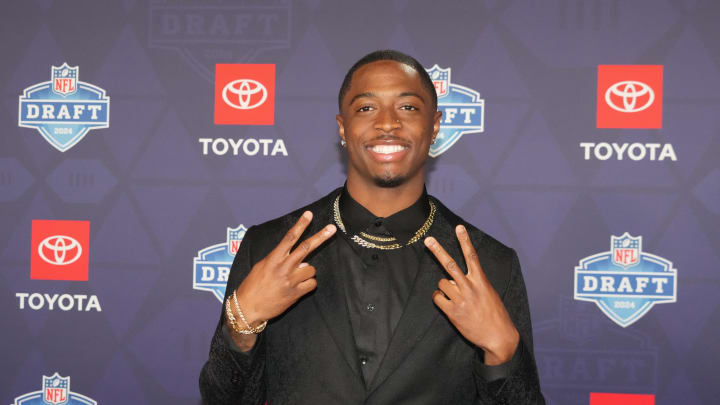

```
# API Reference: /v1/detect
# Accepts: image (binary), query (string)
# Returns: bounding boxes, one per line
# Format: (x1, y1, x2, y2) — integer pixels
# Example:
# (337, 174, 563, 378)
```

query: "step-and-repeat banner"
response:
(2, 1, 719, 404)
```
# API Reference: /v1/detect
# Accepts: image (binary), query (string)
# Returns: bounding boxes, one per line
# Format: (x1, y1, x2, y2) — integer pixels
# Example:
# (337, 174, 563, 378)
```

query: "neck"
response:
(345, 173, 425, 217)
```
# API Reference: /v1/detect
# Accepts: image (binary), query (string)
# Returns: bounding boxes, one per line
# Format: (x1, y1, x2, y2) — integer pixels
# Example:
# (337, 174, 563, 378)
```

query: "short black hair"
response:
(338, 49, 437, 111)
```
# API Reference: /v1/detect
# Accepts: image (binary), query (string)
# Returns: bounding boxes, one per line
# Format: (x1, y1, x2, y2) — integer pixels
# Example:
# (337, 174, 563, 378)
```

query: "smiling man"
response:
(199, 50, 545, 404)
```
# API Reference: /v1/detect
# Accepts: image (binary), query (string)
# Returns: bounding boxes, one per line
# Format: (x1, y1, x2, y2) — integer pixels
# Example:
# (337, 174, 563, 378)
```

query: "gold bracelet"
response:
(233, 290, 267, 333)
(224, 298, 245, 334)
(229, 291, 267, 334)
(225, 296, 258, 335)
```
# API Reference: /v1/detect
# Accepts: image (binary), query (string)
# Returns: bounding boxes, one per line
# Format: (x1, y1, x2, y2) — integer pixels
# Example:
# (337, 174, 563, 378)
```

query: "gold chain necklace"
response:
(332, 195, 436, 250)
(359, 232, 396, 242)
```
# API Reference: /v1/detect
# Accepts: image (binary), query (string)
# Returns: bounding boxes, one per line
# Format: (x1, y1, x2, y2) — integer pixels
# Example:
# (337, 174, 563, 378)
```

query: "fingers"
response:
(274, 211, 314, 257)
(432, 290, 453, 314)
(424, 236, 469, 291)
(438, 278, 461, 302)
(287, 223, 336, 264)
(455, 225, 485, 282)
(288, 263, 316, 286)
(295, 277, 317, 295)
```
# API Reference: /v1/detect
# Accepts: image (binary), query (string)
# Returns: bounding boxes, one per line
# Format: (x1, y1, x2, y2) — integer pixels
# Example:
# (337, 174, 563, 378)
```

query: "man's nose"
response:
(374, 108, 402, 132)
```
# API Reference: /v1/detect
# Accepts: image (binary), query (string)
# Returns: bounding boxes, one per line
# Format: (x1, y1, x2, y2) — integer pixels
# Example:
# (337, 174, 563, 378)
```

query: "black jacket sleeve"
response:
(199, 226, 267, 405)
(472, 249, 546, 404)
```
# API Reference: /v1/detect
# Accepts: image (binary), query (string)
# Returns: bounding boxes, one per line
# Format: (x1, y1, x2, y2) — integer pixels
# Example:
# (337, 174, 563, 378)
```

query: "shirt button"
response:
(360, 356, 369, 365)
(374, 219, 382, 227)
(371, 253, 379, 261)
(366, 303, 376, 312)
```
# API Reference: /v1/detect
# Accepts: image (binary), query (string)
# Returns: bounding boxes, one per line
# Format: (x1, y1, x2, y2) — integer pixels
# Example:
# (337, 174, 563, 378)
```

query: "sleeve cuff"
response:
(474, 339, 524, 382)
(222, 324, 262, 357)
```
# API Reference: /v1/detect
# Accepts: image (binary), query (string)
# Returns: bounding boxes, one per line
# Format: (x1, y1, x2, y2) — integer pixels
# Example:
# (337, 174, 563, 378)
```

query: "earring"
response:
(431, 137, 437, 144)
(341, 139, 346, 147)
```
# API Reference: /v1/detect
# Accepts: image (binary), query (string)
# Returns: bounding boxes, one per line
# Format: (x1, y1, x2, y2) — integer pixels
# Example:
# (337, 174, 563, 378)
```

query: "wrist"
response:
(235, 293, 264, 326)
(483, 329, 519, 366)
(226, 291, 267, 335)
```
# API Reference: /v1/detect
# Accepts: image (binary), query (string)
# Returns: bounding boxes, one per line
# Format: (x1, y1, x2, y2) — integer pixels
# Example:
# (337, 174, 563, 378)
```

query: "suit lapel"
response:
(367, 203, 462, 393)
(309, 196, 363, 382)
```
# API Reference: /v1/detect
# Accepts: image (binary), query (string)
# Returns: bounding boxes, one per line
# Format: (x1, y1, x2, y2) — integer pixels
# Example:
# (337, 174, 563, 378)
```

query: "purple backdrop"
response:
(2, 1, 719, 404)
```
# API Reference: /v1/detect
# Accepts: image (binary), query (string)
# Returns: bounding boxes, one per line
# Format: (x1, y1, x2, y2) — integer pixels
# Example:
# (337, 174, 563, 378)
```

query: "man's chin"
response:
(373, 175, 407, 188)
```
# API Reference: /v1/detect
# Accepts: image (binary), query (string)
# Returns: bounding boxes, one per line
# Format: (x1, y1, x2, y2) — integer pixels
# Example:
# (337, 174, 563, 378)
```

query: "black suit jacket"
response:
(200, 188, 545, 404)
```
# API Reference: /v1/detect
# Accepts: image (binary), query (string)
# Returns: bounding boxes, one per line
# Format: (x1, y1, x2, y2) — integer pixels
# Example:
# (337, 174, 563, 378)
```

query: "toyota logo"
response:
(222, 79, 268, 110)
(38, 235, 83, 265)
(604, 80, 655, 113)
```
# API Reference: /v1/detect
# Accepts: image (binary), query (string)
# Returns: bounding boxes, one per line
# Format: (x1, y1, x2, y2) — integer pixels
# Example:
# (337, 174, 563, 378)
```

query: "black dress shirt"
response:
(335, 187, 430, 385)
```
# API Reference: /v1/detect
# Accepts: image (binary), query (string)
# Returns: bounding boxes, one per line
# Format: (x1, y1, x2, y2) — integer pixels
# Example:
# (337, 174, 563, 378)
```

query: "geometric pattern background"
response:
(2, 1, 719, 404)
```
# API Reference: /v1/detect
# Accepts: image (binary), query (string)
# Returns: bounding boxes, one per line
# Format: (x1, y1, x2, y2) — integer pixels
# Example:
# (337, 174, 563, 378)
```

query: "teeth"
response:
(371, 145, 406, 154)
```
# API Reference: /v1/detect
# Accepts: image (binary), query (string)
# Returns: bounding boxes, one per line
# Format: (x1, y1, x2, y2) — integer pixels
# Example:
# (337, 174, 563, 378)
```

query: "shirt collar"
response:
(338, 185, 430, 245)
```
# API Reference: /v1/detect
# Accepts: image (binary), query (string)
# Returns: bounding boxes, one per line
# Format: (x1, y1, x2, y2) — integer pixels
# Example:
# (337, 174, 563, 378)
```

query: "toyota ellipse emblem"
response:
(38, 235, 83, 265)
(604, 80, 655, 113)
(222, 79, 268, 110)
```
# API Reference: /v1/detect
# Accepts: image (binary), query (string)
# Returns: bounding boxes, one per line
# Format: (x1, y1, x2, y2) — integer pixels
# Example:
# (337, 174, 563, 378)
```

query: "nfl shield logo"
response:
(611, 233, 641, 268)
(43, 373, 69, 405)
(51, 63, 78, 97)
(424, 64, 484, 157)
(227, 225, 247, 255)
(427, 65, 450, 99)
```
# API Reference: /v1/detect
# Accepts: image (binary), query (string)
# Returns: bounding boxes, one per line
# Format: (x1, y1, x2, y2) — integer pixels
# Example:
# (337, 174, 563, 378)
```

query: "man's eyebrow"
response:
(348, 92, 375, 106)
(398, 92, 426, 103)
(348, 91, 426, 106)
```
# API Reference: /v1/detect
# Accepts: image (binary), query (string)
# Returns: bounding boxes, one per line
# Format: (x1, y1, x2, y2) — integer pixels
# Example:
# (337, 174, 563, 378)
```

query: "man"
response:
(199, 50, 545, 404)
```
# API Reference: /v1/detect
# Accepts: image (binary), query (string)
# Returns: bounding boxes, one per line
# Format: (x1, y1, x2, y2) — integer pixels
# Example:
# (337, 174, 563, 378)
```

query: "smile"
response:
(365, 142, 410, 163)
(370, 145, 408, 154)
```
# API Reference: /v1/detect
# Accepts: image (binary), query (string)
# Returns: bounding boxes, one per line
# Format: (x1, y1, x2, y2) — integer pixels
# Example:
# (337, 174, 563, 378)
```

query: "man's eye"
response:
(400, 105, 418, 111)
(357, 106, 373, 112)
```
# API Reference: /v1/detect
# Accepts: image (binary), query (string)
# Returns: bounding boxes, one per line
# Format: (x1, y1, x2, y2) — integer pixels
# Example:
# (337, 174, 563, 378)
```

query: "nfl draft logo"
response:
(12, 373, 96, 405)
(574, 233, 677, 327)
(148, 0, 291, 81)
(18, 64, 110, 152)
(426, 65, 484, 157)
(194, 225, 247, 302)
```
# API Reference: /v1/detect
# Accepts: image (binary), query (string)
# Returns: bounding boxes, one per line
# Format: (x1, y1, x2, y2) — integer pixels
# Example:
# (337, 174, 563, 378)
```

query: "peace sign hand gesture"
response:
(424, 225, 520, 366)
(227, 211, 336, 349)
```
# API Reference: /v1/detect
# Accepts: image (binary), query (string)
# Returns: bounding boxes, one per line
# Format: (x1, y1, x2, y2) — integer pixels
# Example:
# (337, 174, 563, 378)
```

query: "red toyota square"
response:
(590, 393, 655, 405)
(214, 64, 275, 125)
(597, 65, 663, 129)
(31, 220, 90, 281)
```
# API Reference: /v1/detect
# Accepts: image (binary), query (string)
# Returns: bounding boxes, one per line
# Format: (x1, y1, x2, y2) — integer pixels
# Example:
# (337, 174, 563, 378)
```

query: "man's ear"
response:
(336, 114, 345, 142)
(432, 110, 442, 140)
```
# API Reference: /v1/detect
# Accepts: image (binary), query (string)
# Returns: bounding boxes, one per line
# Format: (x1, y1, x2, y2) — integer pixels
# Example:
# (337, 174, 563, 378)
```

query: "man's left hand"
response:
(424, 225, 520, 366)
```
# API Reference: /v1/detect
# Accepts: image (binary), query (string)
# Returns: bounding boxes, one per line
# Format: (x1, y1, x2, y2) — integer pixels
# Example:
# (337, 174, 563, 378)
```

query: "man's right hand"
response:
(228, 211, 336, 341)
